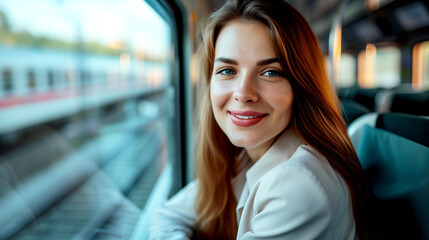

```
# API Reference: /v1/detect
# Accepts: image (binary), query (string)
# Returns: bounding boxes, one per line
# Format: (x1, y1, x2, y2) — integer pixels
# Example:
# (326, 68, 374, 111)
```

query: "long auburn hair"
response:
(195, 0, 379, 239)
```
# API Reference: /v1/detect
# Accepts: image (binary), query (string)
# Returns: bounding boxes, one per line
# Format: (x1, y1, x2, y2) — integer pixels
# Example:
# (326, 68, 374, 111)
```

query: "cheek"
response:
(210, 81, 232, 111)
(269, 86, 294, 116)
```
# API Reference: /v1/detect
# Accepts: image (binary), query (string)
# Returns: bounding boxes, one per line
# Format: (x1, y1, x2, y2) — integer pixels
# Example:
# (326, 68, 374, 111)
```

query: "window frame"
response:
(145, 0, 192, 193)
(129, 1, 192, 238)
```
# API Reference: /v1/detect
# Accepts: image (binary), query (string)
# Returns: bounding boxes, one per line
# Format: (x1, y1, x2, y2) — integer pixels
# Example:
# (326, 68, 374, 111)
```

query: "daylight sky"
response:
(0, 0, 171, 54)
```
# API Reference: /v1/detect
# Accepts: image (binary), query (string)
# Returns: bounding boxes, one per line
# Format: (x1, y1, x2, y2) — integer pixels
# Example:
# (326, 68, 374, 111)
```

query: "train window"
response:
(27, 70, 36, 91)
(0, 1, 176, 239)
(80, 71, 86, 85)
(82, 71, 91, 85)
(2, 69, 13, 93)
(412, 40, 429, 91)
(48, 70, 54, 89)
(108, 70, 118, 84)
(357, 44, 401, 88)
(324, 53, 356, 88)
(64, 70, 71, 87)
(338, 53, 356, 87)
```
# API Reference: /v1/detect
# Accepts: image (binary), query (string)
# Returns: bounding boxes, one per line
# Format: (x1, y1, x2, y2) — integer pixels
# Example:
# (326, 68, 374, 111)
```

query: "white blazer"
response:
(150, 128, 357, 239)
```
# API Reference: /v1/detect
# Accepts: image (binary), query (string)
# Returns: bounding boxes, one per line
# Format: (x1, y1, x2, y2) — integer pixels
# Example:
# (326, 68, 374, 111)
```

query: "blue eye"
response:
(263, 70, 280, 77)
(218, 68, 236, 75)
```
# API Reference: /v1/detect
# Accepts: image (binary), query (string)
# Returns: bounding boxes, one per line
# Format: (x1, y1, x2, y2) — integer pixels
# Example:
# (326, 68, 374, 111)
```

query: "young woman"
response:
(150, 0, 379, 239)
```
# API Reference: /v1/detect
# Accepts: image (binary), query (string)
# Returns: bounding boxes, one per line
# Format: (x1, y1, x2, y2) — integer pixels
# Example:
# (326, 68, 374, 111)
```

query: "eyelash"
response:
(215, 68, 284, 78)
(217, 68, 236, 75)
(263, 70, 281, 77)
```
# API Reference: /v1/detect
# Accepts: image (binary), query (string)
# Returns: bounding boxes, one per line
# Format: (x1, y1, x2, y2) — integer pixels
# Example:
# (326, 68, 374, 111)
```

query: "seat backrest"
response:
(391, 91, 429, 116)
(376, 113, 429, 147)
(357, 125, 429, 240)
(341, 100, 371, 126)
(353, 87, 384, 111)
(347, 113, 378, 150)
(374, 84, 416, 113)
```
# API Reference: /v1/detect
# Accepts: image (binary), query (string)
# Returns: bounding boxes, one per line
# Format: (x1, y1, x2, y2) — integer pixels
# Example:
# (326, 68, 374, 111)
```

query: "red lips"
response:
(228, 111, 267, 127)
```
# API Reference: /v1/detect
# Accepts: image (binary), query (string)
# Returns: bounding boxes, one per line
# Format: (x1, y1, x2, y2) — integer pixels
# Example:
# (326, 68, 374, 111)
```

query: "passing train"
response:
(0, 0, 428, 239)
(0, 45, 170, 134)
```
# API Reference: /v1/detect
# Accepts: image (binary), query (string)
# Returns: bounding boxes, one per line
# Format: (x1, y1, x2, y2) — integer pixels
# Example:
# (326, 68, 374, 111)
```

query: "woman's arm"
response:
(149, 181, 197, 240)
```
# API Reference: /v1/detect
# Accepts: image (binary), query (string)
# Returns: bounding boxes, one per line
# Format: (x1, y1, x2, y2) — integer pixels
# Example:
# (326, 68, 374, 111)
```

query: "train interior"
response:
(0, 0, 428, 239)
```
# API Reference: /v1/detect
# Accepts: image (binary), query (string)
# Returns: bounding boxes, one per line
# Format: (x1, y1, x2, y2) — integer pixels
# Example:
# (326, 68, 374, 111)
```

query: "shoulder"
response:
(253, 144, 348, 214)
(264, 144, 345, 191)
(257, 145, 333, 192)
(254, 147, 331, 208)
(242, 146, 334, 238)
(240, 145, 355, 239)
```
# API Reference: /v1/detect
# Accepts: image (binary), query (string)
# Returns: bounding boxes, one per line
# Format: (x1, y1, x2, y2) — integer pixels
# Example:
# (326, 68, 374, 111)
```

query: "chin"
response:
(228, 136, 259, 148)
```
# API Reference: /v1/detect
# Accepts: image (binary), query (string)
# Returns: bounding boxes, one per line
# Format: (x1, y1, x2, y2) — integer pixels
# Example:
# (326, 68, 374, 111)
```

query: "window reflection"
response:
(0, 0, 174, 239)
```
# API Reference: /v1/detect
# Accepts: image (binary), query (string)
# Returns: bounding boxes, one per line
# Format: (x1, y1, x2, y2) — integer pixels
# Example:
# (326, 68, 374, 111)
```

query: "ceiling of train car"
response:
(199, 0, 429, 50)
(205, 0, 395, 18)
(205, 0, 345, 18)
(202, 0, 396, 35)
(183, 0, 429, 53)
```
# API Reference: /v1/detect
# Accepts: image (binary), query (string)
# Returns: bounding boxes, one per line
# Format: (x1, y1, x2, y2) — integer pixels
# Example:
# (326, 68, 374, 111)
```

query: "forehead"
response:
(214, 20, 277, 60)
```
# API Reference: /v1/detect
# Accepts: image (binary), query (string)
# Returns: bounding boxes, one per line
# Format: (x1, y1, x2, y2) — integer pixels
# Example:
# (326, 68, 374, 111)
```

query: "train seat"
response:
(338, 86, 385, 112)
(341, 100, 371, 126)
(338, 86, 360, 100)
(353, 87, 384, 111)
(390, 91, 429, 116)
(356, 114, 429, 239)
(376, 113, 429, 147)
(347, 112, 379, 149)
(374, 84, 415, 113)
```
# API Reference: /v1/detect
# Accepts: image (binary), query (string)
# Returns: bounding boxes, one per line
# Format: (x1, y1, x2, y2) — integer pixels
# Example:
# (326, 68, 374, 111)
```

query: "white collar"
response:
(245, 127, 303, 191)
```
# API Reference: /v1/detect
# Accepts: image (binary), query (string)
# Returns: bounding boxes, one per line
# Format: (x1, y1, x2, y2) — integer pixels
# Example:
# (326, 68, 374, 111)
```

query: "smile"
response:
(234, 114, 260, 119)
(228, 111, 267, 127)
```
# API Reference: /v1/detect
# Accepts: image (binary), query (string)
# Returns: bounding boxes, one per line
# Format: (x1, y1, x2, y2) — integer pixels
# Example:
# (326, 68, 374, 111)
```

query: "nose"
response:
(233, 73, 258, 103)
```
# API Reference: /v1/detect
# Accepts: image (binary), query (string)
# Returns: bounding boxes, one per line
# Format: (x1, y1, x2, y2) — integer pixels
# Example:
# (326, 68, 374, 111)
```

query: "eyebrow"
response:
(214, 57, 238, 65)
(257, 57, 279, 66)
(214, 57, 279, 66)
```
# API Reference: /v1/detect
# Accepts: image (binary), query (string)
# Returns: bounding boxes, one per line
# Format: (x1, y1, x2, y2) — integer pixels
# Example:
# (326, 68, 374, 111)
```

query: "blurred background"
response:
(0, 0, 428, 239)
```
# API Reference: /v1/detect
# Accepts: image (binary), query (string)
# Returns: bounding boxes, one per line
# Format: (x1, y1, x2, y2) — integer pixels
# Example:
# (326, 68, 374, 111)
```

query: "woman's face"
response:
(210, 20, 294, 162)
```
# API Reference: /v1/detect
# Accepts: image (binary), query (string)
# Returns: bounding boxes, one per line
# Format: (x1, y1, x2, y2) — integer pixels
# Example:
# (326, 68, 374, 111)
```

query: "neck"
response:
(245, 137, 276, 162)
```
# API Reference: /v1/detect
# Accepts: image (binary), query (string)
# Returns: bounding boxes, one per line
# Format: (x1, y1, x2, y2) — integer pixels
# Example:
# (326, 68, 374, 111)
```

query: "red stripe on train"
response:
(0, 90, 78, 108)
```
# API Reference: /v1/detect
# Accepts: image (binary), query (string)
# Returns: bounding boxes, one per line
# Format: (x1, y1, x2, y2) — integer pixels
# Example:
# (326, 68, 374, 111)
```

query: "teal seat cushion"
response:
(357, 126, 429, 239)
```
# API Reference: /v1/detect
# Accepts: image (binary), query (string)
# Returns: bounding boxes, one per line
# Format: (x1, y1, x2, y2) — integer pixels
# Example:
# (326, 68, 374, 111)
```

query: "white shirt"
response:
(150, 128, 356, 239)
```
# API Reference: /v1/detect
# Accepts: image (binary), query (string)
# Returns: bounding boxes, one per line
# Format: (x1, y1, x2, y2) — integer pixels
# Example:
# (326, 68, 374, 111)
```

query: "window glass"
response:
(0, 0, 175, 239)
(2, 69, 13, 94)
(47, 70, 54, 89)
(27, 70, 36, 91)
(412, 40, 429, 91)
(357, 44, 401, 88)
(325, 54, 356, 88)
(338, 53, 356, 87)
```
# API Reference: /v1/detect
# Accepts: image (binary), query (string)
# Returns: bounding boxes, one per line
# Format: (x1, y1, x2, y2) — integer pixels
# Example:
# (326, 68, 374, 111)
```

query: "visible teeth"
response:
(235, 115, 259, 119)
